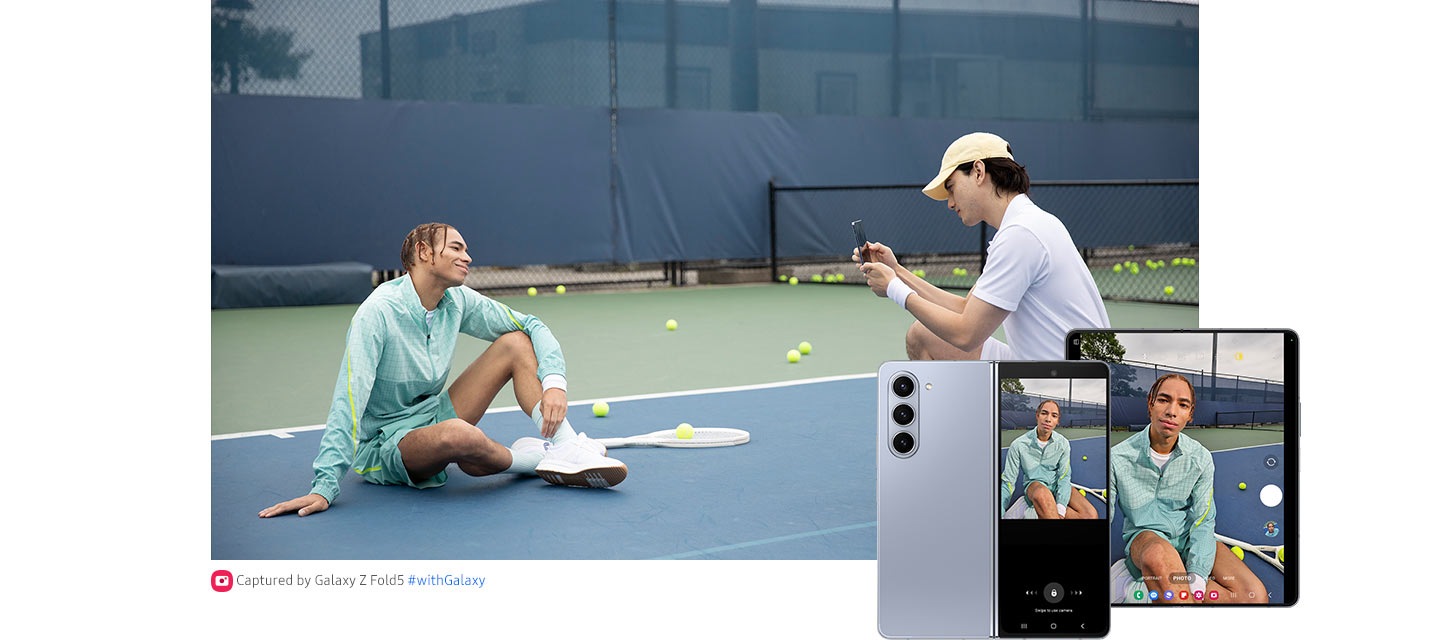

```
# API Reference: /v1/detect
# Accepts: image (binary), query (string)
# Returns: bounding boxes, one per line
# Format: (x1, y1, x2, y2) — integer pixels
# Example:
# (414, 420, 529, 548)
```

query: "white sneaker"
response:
(536, 436, 627, 488)
(510, 436, 550, 456)
(572, 432, 607, 456)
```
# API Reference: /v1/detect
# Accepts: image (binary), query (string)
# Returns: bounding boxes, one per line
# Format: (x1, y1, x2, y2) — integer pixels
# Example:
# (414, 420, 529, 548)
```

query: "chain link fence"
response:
(214, 0, 1196, 121)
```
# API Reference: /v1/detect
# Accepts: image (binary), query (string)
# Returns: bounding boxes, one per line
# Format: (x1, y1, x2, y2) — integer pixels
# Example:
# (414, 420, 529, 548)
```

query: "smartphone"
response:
(877, 361, 1110, 638)
(995, 361, 1110, 636)
(878, 361, 995, 639)
(852, 219, 872, 262)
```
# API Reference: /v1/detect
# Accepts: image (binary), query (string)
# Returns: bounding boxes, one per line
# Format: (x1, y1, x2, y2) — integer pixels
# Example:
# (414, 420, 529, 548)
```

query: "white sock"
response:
(531, 401, 577, 444)
(505, 447, 543, 474)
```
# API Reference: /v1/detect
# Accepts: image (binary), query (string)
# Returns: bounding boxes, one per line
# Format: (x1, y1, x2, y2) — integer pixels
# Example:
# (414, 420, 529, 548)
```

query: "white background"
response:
(5, 2, 1434, 636)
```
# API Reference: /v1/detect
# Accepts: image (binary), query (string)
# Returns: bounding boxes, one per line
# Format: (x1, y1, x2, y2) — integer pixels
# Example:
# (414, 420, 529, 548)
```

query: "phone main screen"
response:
(1073, 330, 1293, 606)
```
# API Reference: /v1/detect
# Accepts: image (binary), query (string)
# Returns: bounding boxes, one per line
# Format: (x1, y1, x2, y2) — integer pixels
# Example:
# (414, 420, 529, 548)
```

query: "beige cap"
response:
(921, 132, 1014, 201)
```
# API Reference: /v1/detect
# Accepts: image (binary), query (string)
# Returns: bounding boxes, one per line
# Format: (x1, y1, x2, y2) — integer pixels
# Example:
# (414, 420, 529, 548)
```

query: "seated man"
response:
(1109, 374, 1266, 603)
(261, 223, 625, 519)
(1000, 400, 1097, 519)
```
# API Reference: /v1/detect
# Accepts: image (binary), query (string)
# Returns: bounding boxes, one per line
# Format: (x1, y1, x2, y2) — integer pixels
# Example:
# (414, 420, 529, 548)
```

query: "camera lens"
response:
(893, 403, 914, 426)
(892, 375, 915, 398)
(893, 431, 915, 454)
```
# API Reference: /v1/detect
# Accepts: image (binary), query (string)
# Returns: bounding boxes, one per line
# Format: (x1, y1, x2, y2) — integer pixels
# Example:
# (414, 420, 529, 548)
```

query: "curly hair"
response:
(1147, 373, 1196, 408)
(400, 223, 453, 271)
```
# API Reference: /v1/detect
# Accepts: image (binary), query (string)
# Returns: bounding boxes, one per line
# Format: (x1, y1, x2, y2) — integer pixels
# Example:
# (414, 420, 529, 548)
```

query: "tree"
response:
(212, 0, 312, 94)
(1077, 331, 1143, 398)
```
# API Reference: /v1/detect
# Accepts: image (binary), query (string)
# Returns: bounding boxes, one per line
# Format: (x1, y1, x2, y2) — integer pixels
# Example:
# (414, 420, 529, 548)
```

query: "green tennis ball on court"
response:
(527, 287, 537, 297)
(835, 273, 844, 282)
(1231, 545, 1244, 560)
(953, 267, 962, 276)
(798, 341, 813, 355)
(824, 274, 836, 283)
(778, 275, 788, 283)
(914, 269, 926, 278)
(665, 319, 677, 331)
(1164, 285, 1175, 296)
(1278, 546, 1285, 562)
(592, 401, 609, 418)
(789, 276, 798, 285)
(811, 274, 823, 282)
(958, 268, 968, 277)
(676, 423, 695, 439)
(1130, 265, 1140, 275)
(1129, 244, 1135, 251)
(1238, 482, 1247, 490)
(1172, 258, 1182, 266)
(1113, 264, 1122, 273)
(1083, 455, 1088, 461)
(555, 285, 566, 295)
(787, 349, 801, 363)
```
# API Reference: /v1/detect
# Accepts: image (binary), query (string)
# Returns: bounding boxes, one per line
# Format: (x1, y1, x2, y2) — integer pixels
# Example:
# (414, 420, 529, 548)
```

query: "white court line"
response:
(211, 372, 878, 441)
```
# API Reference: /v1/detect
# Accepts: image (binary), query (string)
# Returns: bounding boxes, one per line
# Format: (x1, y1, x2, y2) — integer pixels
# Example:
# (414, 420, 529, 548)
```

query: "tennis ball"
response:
(787, 349, 801, 363)
(665, 319, 677, 331)
(835, 273, 845, 282)
(1130, 265, 1140, 275)
(555, 285, 566, 295)
(958, 268, 968, 277)
(1238, 482, 1247, 490)
(1113, 264, 1123, 273)
(592, 401, 609, 418)
(1083, 455, 1088, 461)
(811, 274, 823, 282)
(798, 341, 813, 355)
(1079, 488, 1087, 497)
(789, 276, 798, 285)
(676, 423, 694, 439)
(1129, 244, 1135, 251)
(1278, 546, 1285, 562)
(778, 275, 788, 283)
(1172, 258, 1182, 266)
(824, 274, 836, 283)
(914, 269, 926, 278)
(527, 287, 537, 297)
(1164, 285, 1175, 296)
(1231, 546, 1244, 561)
(953, 267, 962, 276)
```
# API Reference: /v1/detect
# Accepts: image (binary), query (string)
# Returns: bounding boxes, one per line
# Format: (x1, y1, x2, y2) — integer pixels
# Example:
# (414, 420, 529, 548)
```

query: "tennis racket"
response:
(1216, 533, 1284, 573)
(593, 427, 750, 449)
(1073, 484, 1108, 505)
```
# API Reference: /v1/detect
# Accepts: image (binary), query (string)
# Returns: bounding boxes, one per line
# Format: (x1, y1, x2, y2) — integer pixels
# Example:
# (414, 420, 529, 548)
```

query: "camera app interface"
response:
(1079, 331, 1287, 605)
(997, 375, 1108, 636)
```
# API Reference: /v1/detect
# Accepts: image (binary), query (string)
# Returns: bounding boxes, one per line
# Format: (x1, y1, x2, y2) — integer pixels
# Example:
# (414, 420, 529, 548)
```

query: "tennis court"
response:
(213, 283, 1196, 559)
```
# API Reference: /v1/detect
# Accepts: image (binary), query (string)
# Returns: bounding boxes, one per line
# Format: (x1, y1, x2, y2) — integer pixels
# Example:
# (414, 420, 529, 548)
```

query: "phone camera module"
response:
(892, 375, 915, 398)
(893, 403, 914, 426)
(892, 431, 915, 454)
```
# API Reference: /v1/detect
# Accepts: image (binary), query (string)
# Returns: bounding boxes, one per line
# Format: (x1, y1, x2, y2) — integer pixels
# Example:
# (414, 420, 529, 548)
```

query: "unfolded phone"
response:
(878, 360, 1110, 638)
(1066, 329, 1298, 607)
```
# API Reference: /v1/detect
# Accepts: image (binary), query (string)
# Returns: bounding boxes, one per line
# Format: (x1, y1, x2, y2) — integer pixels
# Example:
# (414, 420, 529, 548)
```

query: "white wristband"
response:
(541, 374, 567, 393)
(886, 278, 916, 310)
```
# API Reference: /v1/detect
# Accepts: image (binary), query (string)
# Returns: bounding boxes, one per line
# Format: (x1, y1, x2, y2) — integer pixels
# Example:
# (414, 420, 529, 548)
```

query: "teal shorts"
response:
(352, 391, 460, 489)
(1124, 528, 1181, 581)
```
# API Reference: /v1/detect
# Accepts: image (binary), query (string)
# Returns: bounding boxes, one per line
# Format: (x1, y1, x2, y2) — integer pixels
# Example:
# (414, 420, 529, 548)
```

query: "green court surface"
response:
(212, 283, 1196, 435)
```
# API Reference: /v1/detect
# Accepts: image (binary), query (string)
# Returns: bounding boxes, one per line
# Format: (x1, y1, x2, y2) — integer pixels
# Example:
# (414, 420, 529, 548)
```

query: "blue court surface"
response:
(213, 376, 876, 560)
(1108, 442, 1286, 600)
